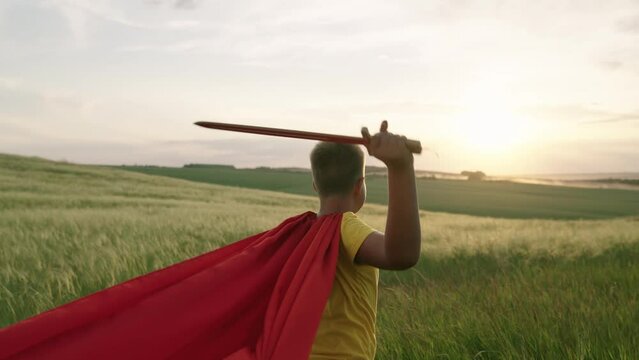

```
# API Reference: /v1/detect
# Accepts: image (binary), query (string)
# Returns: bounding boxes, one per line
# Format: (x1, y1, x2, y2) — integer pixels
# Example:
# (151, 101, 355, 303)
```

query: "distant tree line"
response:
(461, 171, 486, 181)
(184, 164, 236, 169)
(594, 178, 639, 186)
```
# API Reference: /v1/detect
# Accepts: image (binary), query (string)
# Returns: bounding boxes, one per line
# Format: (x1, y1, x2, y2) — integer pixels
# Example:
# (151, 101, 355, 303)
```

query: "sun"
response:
(452, 105, 528, 153)
(450, 75, 533, 154)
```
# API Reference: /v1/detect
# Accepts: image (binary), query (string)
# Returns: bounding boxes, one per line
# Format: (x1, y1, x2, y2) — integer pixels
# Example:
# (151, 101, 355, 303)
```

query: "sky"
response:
(0, 0, 638, 175)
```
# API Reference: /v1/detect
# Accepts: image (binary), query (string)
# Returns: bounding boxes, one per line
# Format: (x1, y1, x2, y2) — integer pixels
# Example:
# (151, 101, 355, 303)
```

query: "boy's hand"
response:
(361, 120, 414, 169)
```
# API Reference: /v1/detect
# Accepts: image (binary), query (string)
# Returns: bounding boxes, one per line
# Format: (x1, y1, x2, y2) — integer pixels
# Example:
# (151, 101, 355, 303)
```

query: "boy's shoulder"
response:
(340, 212, 376, 263)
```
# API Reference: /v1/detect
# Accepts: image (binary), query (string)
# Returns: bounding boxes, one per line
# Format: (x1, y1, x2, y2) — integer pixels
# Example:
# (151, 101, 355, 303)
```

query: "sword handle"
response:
(404, 139, 422, 154)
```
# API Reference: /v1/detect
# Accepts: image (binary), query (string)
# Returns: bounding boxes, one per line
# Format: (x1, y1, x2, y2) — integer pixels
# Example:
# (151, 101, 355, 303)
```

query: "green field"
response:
(2, 153, 639, 359)
(121, 164, 639, 220)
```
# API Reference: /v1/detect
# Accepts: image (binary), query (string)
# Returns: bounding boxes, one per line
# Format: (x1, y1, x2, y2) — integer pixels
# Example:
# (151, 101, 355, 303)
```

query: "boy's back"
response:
(310, 212, 378, 359)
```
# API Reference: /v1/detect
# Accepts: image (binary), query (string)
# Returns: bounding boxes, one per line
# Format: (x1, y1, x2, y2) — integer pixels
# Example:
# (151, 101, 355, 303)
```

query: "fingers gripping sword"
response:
(194, 121, 424, 154)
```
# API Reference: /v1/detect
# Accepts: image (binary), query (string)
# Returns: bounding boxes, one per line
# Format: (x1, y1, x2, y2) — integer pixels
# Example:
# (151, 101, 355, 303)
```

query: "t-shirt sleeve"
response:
(340, 212, 377, 263)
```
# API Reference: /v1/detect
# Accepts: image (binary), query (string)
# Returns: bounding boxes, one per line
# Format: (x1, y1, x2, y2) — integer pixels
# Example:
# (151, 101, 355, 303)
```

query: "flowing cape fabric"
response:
(0, 211, 341, 360)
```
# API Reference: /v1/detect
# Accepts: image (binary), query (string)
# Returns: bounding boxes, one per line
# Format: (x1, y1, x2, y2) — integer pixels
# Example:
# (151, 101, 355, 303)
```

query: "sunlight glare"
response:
(452, 78, 531, 154)
(453, 106, 528, 153)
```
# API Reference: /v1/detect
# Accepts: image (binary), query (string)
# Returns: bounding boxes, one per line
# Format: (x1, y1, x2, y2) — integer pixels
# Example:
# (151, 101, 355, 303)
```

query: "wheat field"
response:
(1, 154, 638, 359)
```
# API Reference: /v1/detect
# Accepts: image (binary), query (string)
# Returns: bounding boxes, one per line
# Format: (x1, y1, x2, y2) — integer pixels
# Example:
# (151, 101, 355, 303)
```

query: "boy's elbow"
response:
(383, 234, 421, 270)
(388, 252, 420, 270)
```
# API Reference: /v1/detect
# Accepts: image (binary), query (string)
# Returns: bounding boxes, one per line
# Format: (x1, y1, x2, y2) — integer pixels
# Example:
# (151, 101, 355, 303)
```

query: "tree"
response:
(461, 170, 486, 181)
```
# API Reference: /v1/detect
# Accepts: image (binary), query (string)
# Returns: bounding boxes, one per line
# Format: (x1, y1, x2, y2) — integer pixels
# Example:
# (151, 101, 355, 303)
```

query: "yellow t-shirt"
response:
(310, 212, 379, 360)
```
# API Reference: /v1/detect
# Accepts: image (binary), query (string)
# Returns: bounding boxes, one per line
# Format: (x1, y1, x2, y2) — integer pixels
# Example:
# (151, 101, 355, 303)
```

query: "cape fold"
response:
(0, 211, 341, 360)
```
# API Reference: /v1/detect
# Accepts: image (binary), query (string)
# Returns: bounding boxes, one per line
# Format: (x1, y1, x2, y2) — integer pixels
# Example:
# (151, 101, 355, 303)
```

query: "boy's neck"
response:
(317, 195, 355, 217)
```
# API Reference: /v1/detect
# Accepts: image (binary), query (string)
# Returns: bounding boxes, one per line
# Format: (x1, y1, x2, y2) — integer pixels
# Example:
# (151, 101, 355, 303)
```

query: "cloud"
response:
(616, 14, 639, 33)
(54, 3, 89, 45)
(165, 20, 200, 29)
(42, 0, 212, 48)
(114, 0, 429, 65)
(521, 138, 639, 174)
(118, 38, 212, 53)
(524, 104, 639, 125)
(158, 138, 315, 167)
(173, 0, 202, 10)
(599, 60, 623, 71)
(0, 77, 97, 126)
(42, 0, 152, 46)
(0, 77, 21, 90)
(145, 0, 202, 10)
(583, 112, 639, 124)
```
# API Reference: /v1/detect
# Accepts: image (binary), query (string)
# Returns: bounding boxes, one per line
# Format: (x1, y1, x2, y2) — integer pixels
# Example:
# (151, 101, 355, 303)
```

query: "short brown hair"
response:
(310, 142, 365, 196)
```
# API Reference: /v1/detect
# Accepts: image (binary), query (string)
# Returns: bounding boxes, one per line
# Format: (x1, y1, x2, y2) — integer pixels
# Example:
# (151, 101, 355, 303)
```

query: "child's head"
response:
(310, 142, 366, 212)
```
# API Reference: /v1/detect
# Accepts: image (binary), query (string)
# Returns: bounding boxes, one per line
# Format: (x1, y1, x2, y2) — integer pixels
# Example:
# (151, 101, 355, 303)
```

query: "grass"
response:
(1, 153, 639, 359)
(120, 164, 639, 220)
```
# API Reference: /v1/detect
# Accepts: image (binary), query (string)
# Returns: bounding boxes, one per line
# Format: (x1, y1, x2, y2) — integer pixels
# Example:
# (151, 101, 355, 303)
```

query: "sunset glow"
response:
(452, 107, 529, 153)
(0, 0, 637, 174)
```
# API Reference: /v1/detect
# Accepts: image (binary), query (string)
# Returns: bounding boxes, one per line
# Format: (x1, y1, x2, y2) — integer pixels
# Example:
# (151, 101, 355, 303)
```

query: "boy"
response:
(310, 120, 422, 359)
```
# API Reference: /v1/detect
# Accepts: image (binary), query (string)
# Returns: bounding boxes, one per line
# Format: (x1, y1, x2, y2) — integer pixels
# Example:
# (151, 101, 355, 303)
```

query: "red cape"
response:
(0, 211, 341, 360)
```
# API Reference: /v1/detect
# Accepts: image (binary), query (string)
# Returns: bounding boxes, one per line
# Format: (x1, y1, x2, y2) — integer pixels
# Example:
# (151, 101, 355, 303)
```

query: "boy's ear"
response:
(312, 180, 318, 193)
(353, 177, 365, 195)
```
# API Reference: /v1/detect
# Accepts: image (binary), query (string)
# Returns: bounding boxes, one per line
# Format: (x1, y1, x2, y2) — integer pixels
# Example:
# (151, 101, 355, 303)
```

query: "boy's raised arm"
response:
(355, 121, 422, 270)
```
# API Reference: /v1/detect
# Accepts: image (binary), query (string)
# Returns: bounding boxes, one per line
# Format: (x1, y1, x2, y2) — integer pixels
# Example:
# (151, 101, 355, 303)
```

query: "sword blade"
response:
(194, 121, 422, 154)
(195, 121, 366, 144)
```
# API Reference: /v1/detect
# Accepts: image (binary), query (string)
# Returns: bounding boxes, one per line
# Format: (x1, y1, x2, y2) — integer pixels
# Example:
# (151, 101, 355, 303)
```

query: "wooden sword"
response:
(194, 121, 423, 154)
